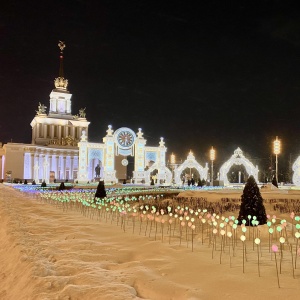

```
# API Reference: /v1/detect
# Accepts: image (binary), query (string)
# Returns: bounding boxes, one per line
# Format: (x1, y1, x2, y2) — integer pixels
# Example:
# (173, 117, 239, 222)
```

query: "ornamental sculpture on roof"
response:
(54, 77, 68, 89)
(79, 107, 86, 118)
(58, 40, 66, 52)
(36, 102, 47, 115)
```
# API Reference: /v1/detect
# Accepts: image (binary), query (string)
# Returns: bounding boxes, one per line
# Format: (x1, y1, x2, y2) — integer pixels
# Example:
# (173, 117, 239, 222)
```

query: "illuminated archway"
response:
(174, 151, 208, 185)
(292, 156, 300, 186)
(219, 148, 259, 185)
(145, 162, 172, 185)
(78, 127, 168, 184)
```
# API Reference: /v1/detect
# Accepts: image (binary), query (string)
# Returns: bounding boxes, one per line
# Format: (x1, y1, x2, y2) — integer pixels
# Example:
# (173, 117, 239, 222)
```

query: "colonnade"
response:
(32, 123, 87, 143)
(25, 151, 78, 183)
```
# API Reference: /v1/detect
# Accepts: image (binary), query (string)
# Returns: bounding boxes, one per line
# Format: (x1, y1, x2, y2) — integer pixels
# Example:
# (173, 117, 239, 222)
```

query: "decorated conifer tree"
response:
(94, 180, 106, 200)
(41, 180, 47, 188)
(237, 175, 267, 226)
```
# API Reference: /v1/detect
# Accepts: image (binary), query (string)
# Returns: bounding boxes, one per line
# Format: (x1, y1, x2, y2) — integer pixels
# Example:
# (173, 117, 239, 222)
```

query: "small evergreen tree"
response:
(58, 182, 66, 191)
(41, 180, 47, 187)
(94, 180, 106, 200)
(237, 175, 267, 226)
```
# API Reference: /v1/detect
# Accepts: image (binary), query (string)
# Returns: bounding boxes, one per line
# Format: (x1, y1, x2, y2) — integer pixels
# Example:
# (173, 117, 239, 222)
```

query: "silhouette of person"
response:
(95, 164, 101, 177)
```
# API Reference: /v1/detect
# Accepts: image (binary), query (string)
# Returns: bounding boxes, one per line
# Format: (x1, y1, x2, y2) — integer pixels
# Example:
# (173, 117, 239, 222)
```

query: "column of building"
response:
(43, 124, 47, 139)
(33, 154, 39, 182)
(30, 153, 35, 179)
(55, 155, 60, 179)
(133, 128, 146, 184)
(50, 125, 55, 139)
(77, 131, 89, 183)
(58, 125, 62, 141)
(62, 156, 66, 179)
(70, 156, 74, 179)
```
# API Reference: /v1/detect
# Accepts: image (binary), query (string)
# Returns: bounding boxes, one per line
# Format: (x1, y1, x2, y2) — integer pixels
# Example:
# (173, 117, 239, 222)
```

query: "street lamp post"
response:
(170, 153, 175, 165)
(170, 153, 176, 184)
(210, 147, 215, 186)
(273, 136, 281, 183)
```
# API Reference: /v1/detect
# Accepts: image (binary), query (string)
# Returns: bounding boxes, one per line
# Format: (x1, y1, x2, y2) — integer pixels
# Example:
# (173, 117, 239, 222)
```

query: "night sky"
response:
(1, 0, 300, 178)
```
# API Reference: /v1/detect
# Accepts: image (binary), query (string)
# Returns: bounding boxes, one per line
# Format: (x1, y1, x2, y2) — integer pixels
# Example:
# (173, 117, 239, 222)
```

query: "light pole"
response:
(170, 153, 175, 165)
(170, 153, 176, 184)
(210, 147, 215, 186)
(273, 136, 281, 183)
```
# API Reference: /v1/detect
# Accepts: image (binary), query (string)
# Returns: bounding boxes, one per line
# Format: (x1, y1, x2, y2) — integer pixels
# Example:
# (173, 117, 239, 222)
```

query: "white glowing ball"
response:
(254, 238, 260, 245)
(279, 237, 285, 244)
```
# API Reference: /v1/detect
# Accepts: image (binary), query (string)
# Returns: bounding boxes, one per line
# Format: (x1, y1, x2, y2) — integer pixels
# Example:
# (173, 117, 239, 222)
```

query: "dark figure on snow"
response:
(191, 178, 195, 186)
(32, 180, 36, 185)
(58, 182, 66, 191)
(237, 175, 267, 226)
(94, 180, 106, 201)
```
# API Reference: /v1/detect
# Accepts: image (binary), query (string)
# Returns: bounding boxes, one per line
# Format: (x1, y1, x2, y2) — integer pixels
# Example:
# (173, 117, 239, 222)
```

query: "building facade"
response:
(77, 126, 171, 184)
(0, 42, 90, 183)
(0, 42, 170, 184)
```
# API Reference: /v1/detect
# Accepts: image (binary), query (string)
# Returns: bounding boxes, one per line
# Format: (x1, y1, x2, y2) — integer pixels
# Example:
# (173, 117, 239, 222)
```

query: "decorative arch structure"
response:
(174, 151, 208, 185)
(292, 156, 300, 186)
(145, 162, 172, 185)
(77, 126, 168, 184)
(219, 147, 259, 185)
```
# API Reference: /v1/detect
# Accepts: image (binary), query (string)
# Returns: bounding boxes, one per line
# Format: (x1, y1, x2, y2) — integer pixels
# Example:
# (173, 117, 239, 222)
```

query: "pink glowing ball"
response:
(272, 245, 278, 252)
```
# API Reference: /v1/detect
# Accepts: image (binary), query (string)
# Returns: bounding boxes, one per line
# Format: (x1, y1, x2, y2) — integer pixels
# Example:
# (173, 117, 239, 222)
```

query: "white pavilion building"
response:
(0, 42, 90, 183)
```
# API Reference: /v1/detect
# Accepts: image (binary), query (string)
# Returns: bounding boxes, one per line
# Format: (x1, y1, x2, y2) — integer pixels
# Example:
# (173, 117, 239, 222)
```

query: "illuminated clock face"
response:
(117, 131, 134, 148)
